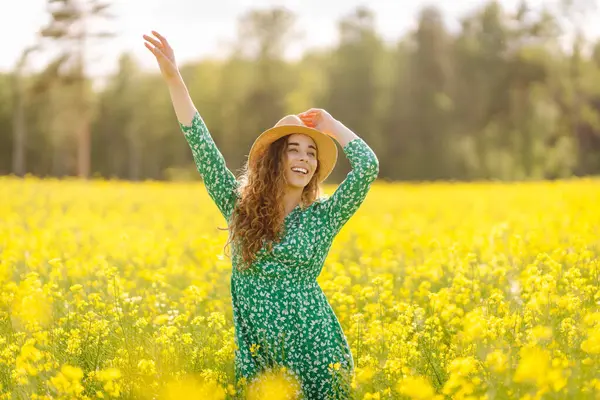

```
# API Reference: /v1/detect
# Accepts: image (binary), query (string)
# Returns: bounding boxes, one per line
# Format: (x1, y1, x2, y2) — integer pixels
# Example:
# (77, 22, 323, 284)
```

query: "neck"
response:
(283, 187, 303, 215)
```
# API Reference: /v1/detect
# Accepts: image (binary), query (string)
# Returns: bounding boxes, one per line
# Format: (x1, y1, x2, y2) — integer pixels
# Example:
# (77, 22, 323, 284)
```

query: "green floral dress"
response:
(180, 112, 379, 399)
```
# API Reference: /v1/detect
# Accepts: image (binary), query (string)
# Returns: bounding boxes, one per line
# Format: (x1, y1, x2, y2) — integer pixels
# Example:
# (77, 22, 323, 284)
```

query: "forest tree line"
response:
(1, 0, 600, 183)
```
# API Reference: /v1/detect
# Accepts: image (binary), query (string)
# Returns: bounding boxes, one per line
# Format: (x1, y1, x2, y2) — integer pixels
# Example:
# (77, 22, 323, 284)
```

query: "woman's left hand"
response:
(298, 108, 339, 141)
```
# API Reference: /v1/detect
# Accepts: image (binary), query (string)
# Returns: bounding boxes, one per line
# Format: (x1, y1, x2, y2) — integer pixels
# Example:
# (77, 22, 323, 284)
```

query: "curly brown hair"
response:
(222, 135, 322, 271)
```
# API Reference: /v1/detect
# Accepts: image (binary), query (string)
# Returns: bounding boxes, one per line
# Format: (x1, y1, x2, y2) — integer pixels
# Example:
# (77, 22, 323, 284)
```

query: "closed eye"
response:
(288, 146, 316, 157)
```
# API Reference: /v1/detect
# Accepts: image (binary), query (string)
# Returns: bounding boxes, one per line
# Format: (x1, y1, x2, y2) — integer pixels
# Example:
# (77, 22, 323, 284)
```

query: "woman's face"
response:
(283, 133, 318, 189)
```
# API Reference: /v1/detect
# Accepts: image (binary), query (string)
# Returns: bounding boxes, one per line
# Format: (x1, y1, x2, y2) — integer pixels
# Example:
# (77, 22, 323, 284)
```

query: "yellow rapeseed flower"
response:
(246, 369, 301, 400)
(10, 276, 53, 331)
(396, 375, 442, 400)
(69, 284, 83, 293)
(137, 359, 157, 375)
(2, 177, 599, 398)
(581, 329, 600, 354)
(485, 349, 507, 373)
(159, 375, 226, 400)
(49, 365, 84, 397)
(354, 366, 375, 385)
(363, 392, 381, 399)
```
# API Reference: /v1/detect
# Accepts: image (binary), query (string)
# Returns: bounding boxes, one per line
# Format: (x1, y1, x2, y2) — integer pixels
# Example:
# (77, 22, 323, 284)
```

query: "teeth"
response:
(292, 167, 308, 174)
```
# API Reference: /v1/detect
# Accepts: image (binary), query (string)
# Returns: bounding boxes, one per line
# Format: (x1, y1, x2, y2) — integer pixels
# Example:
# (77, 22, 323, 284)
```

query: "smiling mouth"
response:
(291, 167, 309, 175)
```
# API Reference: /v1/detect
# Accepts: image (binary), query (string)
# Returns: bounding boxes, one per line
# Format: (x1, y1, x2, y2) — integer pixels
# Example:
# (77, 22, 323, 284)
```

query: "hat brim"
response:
(248, 124, 338, 183)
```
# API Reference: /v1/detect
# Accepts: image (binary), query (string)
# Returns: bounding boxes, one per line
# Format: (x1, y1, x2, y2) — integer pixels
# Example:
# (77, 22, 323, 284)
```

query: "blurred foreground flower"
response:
(513, 346, 568, 393)
(246, 368, 301, 400)
(159, 374, 226, 400)
(396, 375, 443, 400)
(10, 273, 53, 331)
(49, 365, 84, 398)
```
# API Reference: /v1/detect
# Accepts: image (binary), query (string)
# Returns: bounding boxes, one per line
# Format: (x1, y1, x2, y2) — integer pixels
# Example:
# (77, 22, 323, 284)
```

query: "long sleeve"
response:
(319, 137, 379, 235)
(180, 111, 239, 221)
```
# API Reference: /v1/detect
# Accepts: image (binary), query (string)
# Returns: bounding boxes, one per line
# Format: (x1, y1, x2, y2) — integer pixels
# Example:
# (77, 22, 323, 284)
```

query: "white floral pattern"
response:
(180, 112, 379, 399)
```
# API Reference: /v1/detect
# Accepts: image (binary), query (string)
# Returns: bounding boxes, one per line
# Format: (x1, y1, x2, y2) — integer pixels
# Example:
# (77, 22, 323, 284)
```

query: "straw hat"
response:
(248, 114, 338, 183)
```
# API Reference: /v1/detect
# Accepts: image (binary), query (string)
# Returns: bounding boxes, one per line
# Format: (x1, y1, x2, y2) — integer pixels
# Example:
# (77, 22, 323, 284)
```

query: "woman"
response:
(144, 31, 379, 399)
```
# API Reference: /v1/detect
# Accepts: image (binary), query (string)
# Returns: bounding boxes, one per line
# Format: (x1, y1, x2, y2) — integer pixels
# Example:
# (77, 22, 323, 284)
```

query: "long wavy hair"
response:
(221, 135, 322, 271)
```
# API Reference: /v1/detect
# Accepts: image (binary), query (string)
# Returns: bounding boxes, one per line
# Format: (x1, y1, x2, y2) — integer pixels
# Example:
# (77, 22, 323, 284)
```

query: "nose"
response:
(298, 152, 308, 162)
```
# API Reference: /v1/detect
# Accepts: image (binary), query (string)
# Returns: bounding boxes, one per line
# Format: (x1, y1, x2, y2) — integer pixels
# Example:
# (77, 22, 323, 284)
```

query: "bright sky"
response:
(1, 0, 598, 81)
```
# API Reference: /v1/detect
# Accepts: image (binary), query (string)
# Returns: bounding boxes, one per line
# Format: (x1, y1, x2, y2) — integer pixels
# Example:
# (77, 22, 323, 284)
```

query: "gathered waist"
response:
(231, 271, 319, 290)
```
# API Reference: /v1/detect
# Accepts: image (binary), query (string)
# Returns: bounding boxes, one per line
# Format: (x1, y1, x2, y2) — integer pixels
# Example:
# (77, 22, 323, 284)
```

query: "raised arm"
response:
(144, 31, 239, 220)
(299, 109, 379, 235)
(143, 31, 195, 125)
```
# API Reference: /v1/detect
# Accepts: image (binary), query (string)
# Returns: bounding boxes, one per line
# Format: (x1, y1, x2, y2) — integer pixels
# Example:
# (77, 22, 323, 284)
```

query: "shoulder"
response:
(307, 195, 330, 214)
(313, 195, 329, 205)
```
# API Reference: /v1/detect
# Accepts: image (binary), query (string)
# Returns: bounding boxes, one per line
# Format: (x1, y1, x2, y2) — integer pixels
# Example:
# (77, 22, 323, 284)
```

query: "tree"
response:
(39, 0, 114, 179)
(557, 0, 599, 175)
(405, 6, 454, 180)
(381, 38, 411, 180)
(451, 1, 512, 178)
(230, 7, 298, 172)
(322, 6, 384, 181)
(11, 45, 39, 177)
(449, 1, 560, 179)
(92, 53, 141, 179)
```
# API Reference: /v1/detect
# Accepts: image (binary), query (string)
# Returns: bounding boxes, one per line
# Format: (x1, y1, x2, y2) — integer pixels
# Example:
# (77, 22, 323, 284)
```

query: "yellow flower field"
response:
(0, 176, 599, 399)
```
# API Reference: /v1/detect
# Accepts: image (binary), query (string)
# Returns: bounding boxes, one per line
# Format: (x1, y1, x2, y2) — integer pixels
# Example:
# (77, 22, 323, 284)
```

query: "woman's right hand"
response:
(143, 31, 179, 81)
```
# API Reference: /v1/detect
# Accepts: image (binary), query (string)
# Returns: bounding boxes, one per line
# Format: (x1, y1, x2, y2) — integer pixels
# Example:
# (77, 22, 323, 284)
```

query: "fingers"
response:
(298, 110, 315, 119)
(298, 113, 313, 122)
(144, 42, 166, 60)
(299, 108, 320, 116)
(143, 34, 163, 50)
(299, 109, 322, 125)
(299, 117, 317, 129)
(152, 30, 170, 48)
(299, 109, 321, 128)
(299, 113, 312, 121)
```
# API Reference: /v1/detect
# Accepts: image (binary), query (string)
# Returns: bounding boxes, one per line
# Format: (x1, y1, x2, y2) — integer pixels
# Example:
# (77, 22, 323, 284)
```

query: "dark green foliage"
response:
(2, 1, 600, 182)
